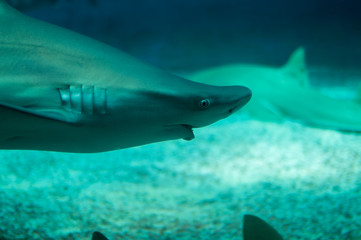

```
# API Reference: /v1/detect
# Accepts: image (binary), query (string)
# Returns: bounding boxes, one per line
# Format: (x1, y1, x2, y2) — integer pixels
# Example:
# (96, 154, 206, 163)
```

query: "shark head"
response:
(160, 81, 252, 140)
(107, 76, 252, 144)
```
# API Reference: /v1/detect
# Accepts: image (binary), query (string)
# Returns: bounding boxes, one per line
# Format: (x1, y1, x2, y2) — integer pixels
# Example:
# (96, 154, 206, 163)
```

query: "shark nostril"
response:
(228, 90, 251, 114)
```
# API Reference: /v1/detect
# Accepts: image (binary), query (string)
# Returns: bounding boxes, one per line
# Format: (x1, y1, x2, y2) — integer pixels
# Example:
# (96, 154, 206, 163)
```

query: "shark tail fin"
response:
(282, 47, 310, 87)
(92, 231, 109, 240)
(243, 214, 284, 240)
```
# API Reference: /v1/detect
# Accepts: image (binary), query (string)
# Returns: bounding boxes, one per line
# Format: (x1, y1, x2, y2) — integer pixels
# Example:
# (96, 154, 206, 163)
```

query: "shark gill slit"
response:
(58, 85, 107, 115)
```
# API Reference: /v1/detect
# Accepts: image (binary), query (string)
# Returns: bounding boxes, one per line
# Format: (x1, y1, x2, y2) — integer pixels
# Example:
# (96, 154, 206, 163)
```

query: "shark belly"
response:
(0, 105, 187, 153)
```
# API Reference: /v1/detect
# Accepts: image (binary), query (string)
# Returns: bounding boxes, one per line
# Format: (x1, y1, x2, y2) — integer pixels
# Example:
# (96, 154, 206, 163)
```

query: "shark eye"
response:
(198, 98, 210, 109)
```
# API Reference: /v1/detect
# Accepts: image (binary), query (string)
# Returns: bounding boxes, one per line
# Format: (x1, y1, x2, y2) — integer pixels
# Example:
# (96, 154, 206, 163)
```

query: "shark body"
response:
(191, 48, 361, 132)
(0, 0, 251, 153)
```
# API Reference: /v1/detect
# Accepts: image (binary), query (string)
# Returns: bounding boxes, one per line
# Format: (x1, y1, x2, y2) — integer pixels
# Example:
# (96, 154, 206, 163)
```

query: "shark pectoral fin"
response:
(0, 102, 82, 124)
(247, 100, 284, 122)
(262, 101, 284, 119)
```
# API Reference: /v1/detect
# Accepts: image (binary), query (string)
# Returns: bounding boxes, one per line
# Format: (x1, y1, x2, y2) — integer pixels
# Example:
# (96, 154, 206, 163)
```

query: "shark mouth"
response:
(164, 124, 195, 141)
(180, 124, 195, 140)
(229, 91, 252, 114)
(228, 104, 242, 114)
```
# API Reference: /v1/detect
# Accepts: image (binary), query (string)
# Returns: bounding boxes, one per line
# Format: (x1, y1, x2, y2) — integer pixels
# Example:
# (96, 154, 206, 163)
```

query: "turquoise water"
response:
(1, 0, 361, 239)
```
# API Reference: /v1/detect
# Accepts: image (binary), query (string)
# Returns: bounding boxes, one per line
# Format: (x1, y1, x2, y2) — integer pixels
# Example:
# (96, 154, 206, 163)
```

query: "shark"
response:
(91, 214, 283, 240)
(0, 0, 251, 153)
(190, 47, 361, 132)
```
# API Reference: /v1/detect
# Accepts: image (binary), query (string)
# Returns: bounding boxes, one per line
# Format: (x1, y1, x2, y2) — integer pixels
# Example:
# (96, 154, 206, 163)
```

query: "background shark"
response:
(190, 48, 361, 132)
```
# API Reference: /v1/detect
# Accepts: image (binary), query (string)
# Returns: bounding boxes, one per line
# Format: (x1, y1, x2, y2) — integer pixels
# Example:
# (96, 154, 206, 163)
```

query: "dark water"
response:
(19, 0, 361, 71)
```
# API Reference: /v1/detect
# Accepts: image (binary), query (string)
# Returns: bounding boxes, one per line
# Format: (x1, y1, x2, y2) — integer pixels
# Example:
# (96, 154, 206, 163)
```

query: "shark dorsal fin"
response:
(282, 47, 310, 87)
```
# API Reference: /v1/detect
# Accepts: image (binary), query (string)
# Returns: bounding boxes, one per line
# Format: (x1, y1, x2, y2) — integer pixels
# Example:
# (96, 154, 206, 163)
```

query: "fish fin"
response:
(261, 100, 284, 119)
(92, 231, 109, 240)
(0, 101, 83, 125)
(243, 214, 284, 240)
(0, 85, 106, 124)
(245, 99, 284, 121)
(282, 47, 310, 87)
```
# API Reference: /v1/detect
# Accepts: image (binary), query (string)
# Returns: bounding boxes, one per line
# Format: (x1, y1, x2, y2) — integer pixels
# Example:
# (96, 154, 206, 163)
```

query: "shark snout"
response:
(226, 86, 252, 114)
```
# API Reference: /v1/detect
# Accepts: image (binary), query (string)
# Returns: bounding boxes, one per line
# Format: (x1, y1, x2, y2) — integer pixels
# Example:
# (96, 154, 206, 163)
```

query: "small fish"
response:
(0, 0, 251, 153)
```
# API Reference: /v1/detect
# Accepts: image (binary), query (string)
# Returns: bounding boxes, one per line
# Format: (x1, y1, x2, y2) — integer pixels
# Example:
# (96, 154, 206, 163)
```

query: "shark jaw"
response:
(179, 124, 195, 140)
(163, 89, 252, 142)
(164, 124, 195, 141)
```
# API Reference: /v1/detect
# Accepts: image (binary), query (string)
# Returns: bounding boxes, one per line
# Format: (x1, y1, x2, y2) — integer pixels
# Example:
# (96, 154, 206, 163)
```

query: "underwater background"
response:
(1, 0, 361, 239)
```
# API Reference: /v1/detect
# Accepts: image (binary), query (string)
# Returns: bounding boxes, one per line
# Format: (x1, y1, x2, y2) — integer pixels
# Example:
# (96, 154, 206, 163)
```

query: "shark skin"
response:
(0, 0, 251, 153)
(190, 48, 361, 132)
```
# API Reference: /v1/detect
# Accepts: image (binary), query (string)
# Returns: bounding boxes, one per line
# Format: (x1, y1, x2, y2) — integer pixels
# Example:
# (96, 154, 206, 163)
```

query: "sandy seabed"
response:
(1, 43, 360, 239)
(0, 111, 360, 240)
